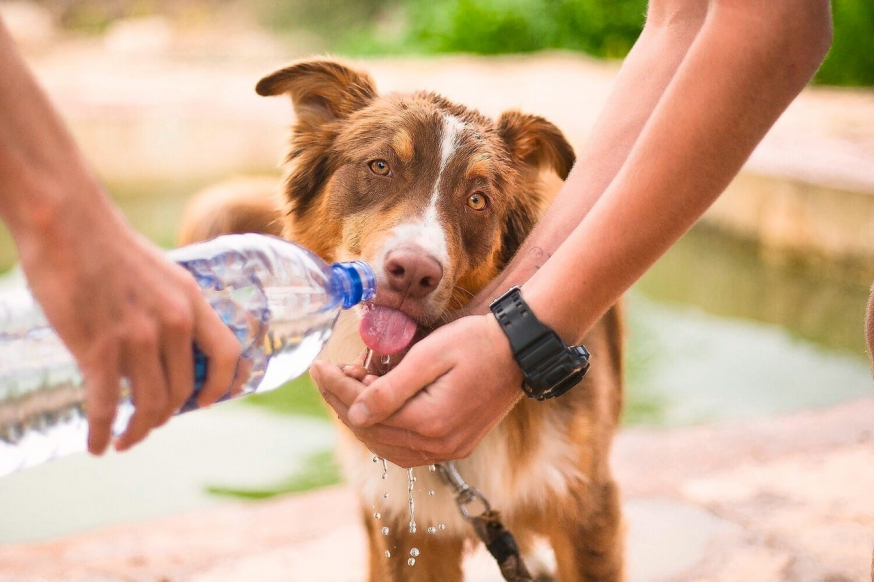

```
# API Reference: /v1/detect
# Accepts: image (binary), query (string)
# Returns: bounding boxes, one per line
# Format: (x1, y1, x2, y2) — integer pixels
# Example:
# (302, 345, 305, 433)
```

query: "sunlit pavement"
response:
(2, 397, 874, 580)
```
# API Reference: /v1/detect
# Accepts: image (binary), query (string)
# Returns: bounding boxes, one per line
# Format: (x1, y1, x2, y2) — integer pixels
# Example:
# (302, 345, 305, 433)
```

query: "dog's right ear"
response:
(255, 59, 377, 129)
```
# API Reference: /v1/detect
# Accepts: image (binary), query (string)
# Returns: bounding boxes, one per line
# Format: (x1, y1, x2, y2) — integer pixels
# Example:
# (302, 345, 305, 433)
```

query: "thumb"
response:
(348, 342, 449, 427)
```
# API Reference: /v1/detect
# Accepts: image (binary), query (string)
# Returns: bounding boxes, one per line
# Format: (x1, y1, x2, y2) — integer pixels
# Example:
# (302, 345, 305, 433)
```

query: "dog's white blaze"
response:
(380, 219, 448, 266)
(429, 114, 465, 207)
(372, 115, 465, 268)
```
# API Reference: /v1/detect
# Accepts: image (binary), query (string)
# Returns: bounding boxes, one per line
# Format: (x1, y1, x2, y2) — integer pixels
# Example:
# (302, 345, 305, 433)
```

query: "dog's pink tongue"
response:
(359, 306, 418, 355)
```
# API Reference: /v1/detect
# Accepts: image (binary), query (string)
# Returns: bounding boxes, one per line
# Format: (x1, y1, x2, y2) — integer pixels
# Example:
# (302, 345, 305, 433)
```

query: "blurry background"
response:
(0, 0, 872, 559)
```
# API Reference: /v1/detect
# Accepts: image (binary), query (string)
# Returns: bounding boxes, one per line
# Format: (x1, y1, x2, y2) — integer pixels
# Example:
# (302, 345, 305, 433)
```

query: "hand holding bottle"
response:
(15, 195, 246, 455)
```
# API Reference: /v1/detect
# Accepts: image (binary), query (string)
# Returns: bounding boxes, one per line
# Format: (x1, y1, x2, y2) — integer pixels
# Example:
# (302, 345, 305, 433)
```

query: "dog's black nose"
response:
(384, 249, 443, 298)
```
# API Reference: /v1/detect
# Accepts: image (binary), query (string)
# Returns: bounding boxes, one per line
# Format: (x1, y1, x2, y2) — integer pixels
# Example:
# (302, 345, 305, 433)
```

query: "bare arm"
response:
(315, 0, 833, 467)
(524, 0, 833, 343)
(0, 20, 243, 454)
(470, 0, 710, 309)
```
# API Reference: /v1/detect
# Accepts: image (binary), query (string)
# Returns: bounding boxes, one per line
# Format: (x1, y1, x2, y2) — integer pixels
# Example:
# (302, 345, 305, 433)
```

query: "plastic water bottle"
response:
(0, 234, 375, 478)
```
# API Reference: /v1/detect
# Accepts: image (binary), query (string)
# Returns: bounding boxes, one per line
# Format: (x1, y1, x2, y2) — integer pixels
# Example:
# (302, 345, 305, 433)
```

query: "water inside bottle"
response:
(0, 240, 346, 477)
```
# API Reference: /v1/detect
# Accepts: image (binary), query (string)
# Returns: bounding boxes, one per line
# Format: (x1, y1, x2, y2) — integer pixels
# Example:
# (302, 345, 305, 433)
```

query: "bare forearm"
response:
(471, 1, 708, 310)
(0, 20, 111, 243)
(524, 0, 833, 343)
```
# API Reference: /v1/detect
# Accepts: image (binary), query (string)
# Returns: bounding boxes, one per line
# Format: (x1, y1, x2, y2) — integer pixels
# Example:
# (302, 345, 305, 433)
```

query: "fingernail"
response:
(349, 402, 370, 425)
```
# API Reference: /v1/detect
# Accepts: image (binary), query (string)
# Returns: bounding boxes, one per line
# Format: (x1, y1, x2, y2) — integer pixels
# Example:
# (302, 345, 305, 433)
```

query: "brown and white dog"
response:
(179, 58, 625, 581)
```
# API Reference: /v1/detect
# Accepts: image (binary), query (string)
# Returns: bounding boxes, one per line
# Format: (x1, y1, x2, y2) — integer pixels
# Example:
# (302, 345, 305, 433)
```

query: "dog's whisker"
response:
(453, 286, 476, 301)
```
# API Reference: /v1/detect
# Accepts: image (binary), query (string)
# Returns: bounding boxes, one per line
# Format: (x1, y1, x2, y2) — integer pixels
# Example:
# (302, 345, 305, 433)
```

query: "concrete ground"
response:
(1, 13, 874, 582)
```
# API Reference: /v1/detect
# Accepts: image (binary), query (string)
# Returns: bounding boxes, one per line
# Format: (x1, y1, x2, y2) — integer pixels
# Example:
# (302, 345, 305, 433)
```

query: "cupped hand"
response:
(311, 314, 523, 468)
(17, 198, 244, 455)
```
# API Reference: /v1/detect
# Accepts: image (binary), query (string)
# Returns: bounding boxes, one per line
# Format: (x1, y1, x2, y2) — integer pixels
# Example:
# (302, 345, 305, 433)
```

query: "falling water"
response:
(407, 467, 417, 534)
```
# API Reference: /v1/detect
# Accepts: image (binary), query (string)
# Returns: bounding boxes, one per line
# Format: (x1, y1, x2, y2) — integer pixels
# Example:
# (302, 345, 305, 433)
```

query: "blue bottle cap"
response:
(331, 261, 377, 309)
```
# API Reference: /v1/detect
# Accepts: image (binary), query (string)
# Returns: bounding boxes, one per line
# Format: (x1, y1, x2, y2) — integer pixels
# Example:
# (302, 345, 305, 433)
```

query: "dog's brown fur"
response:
(179, 58, 625, 581)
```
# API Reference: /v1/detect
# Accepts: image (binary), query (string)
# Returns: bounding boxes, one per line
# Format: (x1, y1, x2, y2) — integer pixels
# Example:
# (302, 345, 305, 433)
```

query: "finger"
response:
(348, 343, 451, 427)
(363, 444, 433, 469)
(319, 386, 351, 424)
(319, 386, 439, 463)
(191, 300, 241, 407)
(115, 334, 168, 452)
(328, 373, 435, 432)
(160, 320, 195, 417)
(229, 355, 252, 398)
(342, 364, 369, 382)
(323, 384, 432, 454)
(321, 388, 442, 460)
(83, 346, 121, 456)
(311, 361, 367, 407)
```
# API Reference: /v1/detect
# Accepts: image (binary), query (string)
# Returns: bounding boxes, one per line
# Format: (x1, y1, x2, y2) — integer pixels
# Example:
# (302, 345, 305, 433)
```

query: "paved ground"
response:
(1, 15, 874, 582)
(2, 397, 874, 581)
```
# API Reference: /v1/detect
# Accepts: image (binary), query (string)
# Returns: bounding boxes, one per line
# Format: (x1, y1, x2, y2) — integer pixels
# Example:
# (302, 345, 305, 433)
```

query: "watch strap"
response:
(490, 286, 590, 400)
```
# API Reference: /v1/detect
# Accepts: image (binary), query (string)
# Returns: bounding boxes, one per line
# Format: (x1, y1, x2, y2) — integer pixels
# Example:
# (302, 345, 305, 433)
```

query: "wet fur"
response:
(179, 58, 625, 581)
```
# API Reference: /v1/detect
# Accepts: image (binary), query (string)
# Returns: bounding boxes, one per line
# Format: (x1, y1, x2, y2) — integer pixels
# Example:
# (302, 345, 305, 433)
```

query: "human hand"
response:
(311, 314, 523, 468)
(17, 197, 244, 455)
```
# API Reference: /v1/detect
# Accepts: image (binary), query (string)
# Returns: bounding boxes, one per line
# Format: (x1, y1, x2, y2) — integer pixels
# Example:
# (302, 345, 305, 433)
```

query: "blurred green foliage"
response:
(207, 450, 340, 499)
(35, 0, 874, 89)
(815, 0, 874, 86)
(241, 375, 330, 419)
(338, 0, 646, 59)
(267, 0, 874, 88)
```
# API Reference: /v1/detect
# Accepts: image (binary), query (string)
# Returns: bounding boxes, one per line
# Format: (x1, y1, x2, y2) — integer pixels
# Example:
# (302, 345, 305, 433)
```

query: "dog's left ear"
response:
(497, 111, 575, 180)
(255, 59, 378, 130)
(496, 111, 575, 266)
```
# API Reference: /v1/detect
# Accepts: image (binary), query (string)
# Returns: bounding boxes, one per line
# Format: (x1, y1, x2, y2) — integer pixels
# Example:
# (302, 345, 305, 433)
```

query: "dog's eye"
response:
(467, 192, 488, 211)
(368, 160, 392, 177)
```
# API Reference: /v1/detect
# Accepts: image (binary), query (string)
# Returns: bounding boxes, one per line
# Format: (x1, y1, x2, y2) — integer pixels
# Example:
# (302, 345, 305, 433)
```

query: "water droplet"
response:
(381, 527, 389, 535)
(383, 493, 389, 499)
(408, 558, 416, 566)
(382, 473, 388, 479)
(372, 455, 379, 463)
(427, 527, 436, 534)
(382, 354, 391, 365)
(385, 551, 391, 558)
(428, 490, 435, 496)
(409, 525, 417, 534)
(428, 464, 436, 472)
(373, 512, 381, 519)
(410, 548, 420, 557)
(438, 523, 446, 530)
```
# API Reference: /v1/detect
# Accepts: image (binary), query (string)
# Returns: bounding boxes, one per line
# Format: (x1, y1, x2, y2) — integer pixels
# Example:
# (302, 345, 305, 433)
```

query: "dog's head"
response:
(257, 58, 574, 356)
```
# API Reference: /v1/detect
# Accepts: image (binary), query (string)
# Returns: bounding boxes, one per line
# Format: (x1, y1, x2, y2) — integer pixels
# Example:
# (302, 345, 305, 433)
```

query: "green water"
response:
(0, 181, 870, 543)
(636, 225, 870, 358)
(624, 225, 872, 425)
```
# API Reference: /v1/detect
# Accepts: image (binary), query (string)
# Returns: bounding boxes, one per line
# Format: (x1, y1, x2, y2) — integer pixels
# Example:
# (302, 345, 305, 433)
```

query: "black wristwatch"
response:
(489, 286, 590, 401)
